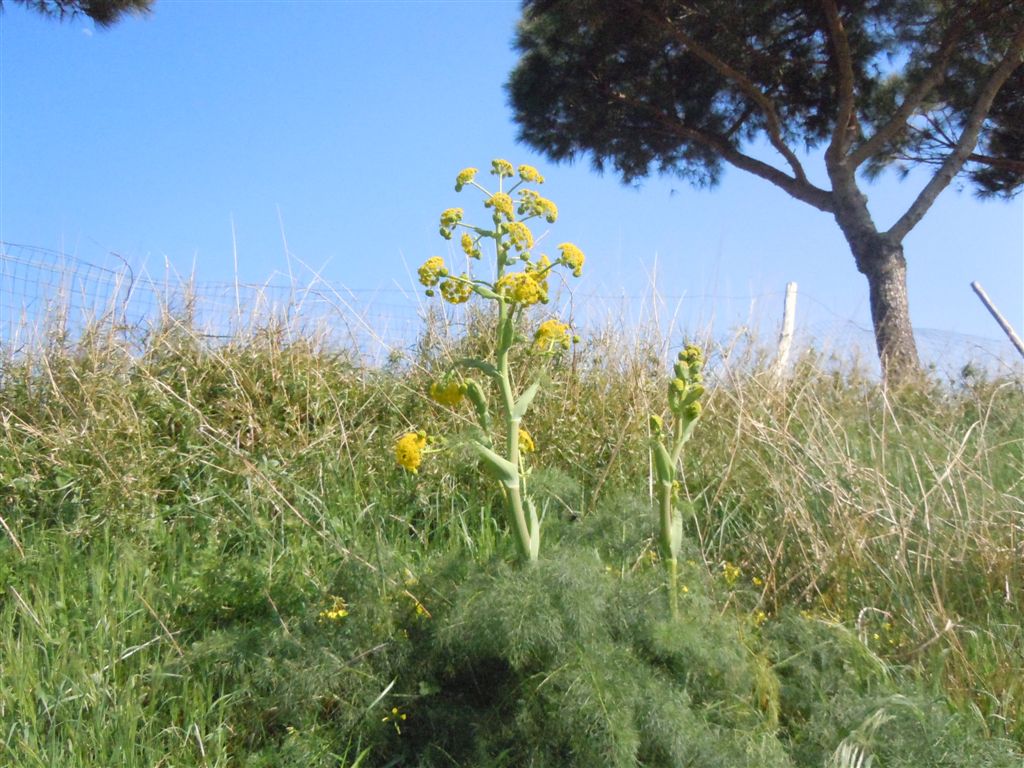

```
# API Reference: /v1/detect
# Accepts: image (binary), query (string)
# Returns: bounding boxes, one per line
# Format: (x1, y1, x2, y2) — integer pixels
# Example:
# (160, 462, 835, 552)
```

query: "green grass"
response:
(1, 315, 1022, 765)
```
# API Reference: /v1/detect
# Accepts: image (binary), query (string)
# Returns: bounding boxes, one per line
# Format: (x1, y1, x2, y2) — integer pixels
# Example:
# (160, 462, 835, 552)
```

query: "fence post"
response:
(772, 281, 798, 381)
(970, 281, 1024, 360)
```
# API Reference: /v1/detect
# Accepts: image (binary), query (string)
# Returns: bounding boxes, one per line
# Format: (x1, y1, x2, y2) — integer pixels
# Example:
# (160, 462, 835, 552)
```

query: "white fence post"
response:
(772, 281, 798, 381)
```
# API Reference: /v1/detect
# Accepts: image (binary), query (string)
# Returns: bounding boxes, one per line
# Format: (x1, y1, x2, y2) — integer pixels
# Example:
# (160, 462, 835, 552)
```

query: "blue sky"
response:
(2, 0, 1022, 365)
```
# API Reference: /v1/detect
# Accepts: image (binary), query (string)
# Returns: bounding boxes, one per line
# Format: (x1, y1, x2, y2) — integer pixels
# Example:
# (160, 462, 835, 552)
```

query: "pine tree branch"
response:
(638, 4, 812, 185)
(967, 153, 1024, 174)
(821, 0, 858, 165)
(849, 15, 967, 168)
(887, 26, 1024, 243)
(608, 90, 834, 212)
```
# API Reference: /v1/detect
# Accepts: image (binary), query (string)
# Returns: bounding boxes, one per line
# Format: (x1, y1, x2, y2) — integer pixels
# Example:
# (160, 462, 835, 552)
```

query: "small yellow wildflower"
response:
(722, 561, 741, 586)
(460, 232, 481, 259)
(455, 167, 478, 191)
(382, 706, 408, 734)
(395, 431, 428, 473)
(496, 270, 546, 305)
(518, 428, 535, 453)
(319, 596, 349, 622)
(533, 318, 570, 352)
(490, 158, 514, 177)
(439, 207, 464, 239)
(429, 380, 464, 407)
(418, 256, 447, 287)
(404, 590, 431, 619)
(752, 576, 764, 586)
(558, 242, 585, 277)
(505, 221, 534, 252)
(753, 610, 768, 627)
(485, 192, 514, 220)
(440, 275, 473, 304)
(518, 164, 545, 183)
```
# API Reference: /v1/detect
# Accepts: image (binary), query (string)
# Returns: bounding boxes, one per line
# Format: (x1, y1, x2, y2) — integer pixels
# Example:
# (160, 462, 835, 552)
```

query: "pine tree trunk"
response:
(858, 241, 921, 383)
(828, 171, 923, 384)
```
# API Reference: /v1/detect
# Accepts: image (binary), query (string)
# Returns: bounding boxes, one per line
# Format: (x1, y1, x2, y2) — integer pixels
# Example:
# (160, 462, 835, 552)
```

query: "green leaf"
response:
(499, 316, 516, 350)
(511, 381, 540, 420)
(525, 496, 542, 560)
(653, 441, 675, 483)
(668, 514, 683, 560)
(468, 441, 519, 488)
(681, 385, 704, 405)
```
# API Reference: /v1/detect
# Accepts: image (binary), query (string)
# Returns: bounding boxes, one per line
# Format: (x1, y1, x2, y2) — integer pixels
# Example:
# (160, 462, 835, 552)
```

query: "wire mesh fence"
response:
(0, 241, 426, 361)
(1, 240, 1020, 378)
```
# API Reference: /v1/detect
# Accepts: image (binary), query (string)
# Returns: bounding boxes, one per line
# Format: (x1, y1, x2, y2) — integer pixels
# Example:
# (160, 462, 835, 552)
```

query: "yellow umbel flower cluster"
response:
(485, 192, 515, 220)
(395, 431, 427, 473)
(497, 270, 546, 306)
(429, 380, 464, 407)
(505, 221, 534, 252)
(460, 232, 481, 259)
(533, 318, 571, 352)
(527, 254, 552, 290)
(491, 158, 514, 177)
(518, 164, 545, 183)
(517, 189, 558, 222)
(440, 275, 473, 304)
(455, 167, 478, 191)
(418, 256, 446, 287)
(439, 208, 464, 239)
(558, 242, 585, 277)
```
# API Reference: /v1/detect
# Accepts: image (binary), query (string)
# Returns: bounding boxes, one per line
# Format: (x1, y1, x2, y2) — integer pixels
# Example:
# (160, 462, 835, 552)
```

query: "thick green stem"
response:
(656, 478, 679, 617)
(496, 305, 536, 563)
(668, 557, 679, 620)
(656, 479, 674, 563)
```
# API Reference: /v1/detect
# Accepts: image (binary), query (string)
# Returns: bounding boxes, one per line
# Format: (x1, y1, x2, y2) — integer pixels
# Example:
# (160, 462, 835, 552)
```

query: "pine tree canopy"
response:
(3, 0, 154, 27)
(508, 0, 1024, 200)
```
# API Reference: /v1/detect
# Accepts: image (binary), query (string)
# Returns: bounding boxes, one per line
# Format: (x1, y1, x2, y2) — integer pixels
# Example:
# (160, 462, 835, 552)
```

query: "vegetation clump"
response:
(1, 163, 1021, 765)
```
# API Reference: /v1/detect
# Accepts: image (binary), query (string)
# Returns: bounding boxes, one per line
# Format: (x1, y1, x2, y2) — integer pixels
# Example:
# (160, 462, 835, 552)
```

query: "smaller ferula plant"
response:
(396, 159, 584, 564)
(650, 344, 705, 616)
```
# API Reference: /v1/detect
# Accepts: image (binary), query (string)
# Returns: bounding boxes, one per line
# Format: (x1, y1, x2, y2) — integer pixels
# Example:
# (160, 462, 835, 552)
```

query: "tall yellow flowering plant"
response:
(650, 344, 705, 616)
(398, 159, 584, 563)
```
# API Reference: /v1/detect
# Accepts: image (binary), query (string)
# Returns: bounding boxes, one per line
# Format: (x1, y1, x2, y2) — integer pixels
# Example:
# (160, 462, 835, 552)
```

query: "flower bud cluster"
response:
(668, 344, 704, 423)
